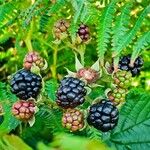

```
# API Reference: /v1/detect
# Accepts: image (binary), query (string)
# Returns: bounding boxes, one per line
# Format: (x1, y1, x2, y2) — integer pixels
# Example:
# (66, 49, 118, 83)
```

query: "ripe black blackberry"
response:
(56, 77, 87, 109)
(87, 100, 119, 132)
(119, 55, 143, 77)
(77, 24, 90, 42)
(10, 69, 42, 100)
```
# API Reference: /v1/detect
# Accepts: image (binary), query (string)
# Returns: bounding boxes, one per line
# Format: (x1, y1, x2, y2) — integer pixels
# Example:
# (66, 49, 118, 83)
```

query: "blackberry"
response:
(107, 88, 127, 106)
(56, 77, 87, 109)
(23, 51, 45, 70)
(77, 24, 90, 42)
(113, 70, 132, 88)
(10, 69, 42, 100)
(76, 67, 99, 84)
(119, 55, 143, 77)
(87, 100, 119, 132)
(12, 100, 35, 121)
(53, 19, 70, 39)
(62, 109, 84, 132)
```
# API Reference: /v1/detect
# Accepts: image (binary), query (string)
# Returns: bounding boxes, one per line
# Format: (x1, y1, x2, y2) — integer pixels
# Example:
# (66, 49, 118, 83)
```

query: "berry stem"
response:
(24, 20, 34, 52)
(113, 55, 120, 72)
(51, 46, 58, 79)
(79, 50, 85, 66)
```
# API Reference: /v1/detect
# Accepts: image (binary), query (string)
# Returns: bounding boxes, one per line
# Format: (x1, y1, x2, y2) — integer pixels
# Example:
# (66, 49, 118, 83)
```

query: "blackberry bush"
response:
(0, 1, 149, 150)
(56, 77, 87, 109)
(10, 69, 42, 100)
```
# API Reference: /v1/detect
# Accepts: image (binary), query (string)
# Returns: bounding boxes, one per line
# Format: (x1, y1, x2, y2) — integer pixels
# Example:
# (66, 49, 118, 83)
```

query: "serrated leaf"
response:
(45, 80, 58, 101)
(113, 5, 150, 57)
(131, 31, 150, 64)
(110, 89, 150, 150)
(97, 2, 116, 66)
(112, 2, 132, 52)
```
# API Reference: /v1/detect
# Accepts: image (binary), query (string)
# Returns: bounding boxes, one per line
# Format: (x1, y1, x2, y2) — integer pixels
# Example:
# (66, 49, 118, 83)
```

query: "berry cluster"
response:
(10, 51, 45, 122)
(56, 77, 87, 132)
(53, 19, 90, 44)
(56, 75, 119, 132)
(107, 70, 131, 106)
(106, 55, 144, 106)
(119, 55, 143, 77)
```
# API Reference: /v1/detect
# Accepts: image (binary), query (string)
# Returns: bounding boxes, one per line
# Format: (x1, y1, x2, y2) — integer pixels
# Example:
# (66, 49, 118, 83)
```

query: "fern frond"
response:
(80, 2, 99, 24)
(45, 80, 58, 101)
(112, 2, 132, 51)
(39, 0, 66, 32)
(20, 0, 43, 28)
(0, 83, 19, 135)
(0, 2, 16, 28)
(47, 0, 66, 15)
(131, 31, 150, 63)
(0, 82, 7, 101)
(39, 106, 64, 134)
(69, 0, 84, 42)
(86, 127, 102, 140)
(113, 5, 150, 57)
(97, 2, 116, 66)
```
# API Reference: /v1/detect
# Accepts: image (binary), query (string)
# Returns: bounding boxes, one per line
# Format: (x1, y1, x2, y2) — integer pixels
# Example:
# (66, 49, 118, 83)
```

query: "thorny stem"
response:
(25, 21, 34, 52)
(79, 50, 85, 66)
(19, 123, 23, 135)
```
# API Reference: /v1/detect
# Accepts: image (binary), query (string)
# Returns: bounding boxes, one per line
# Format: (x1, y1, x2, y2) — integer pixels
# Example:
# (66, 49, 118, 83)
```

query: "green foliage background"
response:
(0, 0, 150, 150)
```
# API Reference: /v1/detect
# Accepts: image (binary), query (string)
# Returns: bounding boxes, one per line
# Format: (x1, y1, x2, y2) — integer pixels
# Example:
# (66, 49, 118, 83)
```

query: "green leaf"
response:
(131, 31, 150, 63)
(37, 134, 110, 150)
(110, 89, 150, 150)
(0, 82, 19, 135)
(0, 135, 32, 150)
(97, 2, 116, 66)
(39, 106, 63, 133)
(69, 0, 84, 42)
(48, 0, 66, 15)
(112, 2, 132, 52)
(113, 5, 150, 57)
(0, 2, 15, 27)
(45, 79, 58, 101)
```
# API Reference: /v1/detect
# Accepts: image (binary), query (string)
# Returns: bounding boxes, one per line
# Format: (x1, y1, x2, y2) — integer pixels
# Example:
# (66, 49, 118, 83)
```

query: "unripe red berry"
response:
(76, 68, 99, 84)
(23, 51, 45, 70)
(12, 100, 35, 121)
